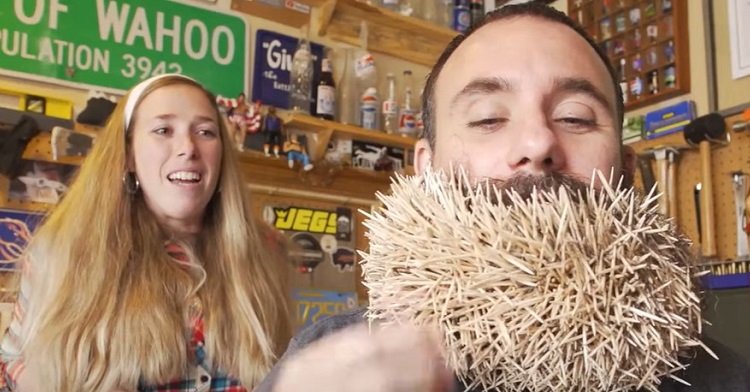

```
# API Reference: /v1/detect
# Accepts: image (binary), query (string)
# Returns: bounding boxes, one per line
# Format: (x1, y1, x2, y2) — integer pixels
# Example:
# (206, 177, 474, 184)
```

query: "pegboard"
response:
(629, 111, 750, 264)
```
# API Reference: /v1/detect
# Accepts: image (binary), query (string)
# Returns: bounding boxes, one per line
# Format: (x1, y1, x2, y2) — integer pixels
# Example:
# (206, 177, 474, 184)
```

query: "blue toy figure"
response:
(262, 105, 283, 158)
(284, 133, 314, 171)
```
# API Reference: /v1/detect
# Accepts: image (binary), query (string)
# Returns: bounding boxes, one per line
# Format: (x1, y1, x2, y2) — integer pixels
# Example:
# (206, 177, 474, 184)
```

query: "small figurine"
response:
(632, 54, 642, 72)
(284, 133, 313, 171)
(645, 1, 656, 17)
(629, 8, 641, 24)
(647, 24, 658, 42)
(665, 66, 676, 88)
(616, 14, 626, 33)
(620, 81, 629, 104)
(601, 18, 612, 40)
(630, 76, 643, 99)
(662, 0, 672, 13)
(619, 58, 627, 80)
(647, 48, 658, 67)
(649, 70, 659, 95)
(664, 40, 675, 63)
(262, 106, 283, 158)
(613, 40, 625, 56)
(226, 92, 250, 151)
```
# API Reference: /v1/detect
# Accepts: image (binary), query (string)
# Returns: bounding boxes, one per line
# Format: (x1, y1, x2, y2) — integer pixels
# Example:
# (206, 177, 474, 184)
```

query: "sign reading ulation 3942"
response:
(0, 0, 248, 96)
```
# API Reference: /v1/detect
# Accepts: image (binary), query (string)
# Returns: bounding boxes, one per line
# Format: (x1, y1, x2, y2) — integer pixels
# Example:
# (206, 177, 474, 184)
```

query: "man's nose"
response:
(505, 119, 565, 174)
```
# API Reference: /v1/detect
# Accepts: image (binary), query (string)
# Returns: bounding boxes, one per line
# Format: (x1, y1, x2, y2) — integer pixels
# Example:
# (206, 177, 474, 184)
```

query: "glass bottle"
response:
(383, 73, 399, 134)
(382, 0, 400, 11)
(313, 51, 336, 121)
(398, 70, 417, 137)
(289, 24, 313, 114)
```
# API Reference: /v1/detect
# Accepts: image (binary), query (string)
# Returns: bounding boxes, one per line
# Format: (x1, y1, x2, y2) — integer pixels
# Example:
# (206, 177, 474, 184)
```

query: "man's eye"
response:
(557, 117, 597, 128)
(467, 118, 507, 129)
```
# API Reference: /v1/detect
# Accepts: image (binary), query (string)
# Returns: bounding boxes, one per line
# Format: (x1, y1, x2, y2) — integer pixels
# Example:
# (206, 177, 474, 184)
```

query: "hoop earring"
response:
(123, 172, 140, 194)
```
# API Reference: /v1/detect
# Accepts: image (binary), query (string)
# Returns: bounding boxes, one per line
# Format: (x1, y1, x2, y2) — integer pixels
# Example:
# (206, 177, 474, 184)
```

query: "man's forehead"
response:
(436, 16, 613, 98)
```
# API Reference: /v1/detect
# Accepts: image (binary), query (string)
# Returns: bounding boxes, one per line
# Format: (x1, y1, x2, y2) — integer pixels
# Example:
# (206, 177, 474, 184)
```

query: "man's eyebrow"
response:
(552, 77, 613, 114)
(450, 77, 515, 106)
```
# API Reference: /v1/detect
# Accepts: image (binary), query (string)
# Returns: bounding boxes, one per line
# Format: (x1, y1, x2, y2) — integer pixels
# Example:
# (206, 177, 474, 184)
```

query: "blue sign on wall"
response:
(0, 209, 45, 270)
(644, 100, 696, 139)
(252, 29, 326, 110)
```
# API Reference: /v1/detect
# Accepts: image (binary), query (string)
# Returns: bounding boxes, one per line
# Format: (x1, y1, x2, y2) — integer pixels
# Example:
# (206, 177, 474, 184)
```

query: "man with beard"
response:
(256, 3, 750, 392)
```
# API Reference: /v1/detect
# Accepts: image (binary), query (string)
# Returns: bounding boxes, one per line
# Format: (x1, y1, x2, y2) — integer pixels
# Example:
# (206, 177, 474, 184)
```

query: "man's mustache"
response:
(459, 169, 635, 207)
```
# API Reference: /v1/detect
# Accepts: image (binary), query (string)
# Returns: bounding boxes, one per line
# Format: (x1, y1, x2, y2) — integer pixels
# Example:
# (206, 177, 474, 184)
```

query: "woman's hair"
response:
(17, 75, 292, 391)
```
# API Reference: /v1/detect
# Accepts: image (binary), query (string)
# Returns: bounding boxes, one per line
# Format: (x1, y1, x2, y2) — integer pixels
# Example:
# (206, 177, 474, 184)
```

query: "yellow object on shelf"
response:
(0, 87, 74, 120)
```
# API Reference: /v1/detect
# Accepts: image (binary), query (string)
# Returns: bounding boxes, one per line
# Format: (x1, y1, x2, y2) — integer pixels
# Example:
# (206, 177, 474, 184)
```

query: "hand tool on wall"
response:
(684, 113, 730, 258)
(642, 146, 689, 223)
(637, 153, 657, 194)
(731, 171, 749, 260)
(667, 148, 679, 226)
(694, 183, 702, 251)
(652, 148, 669, 215)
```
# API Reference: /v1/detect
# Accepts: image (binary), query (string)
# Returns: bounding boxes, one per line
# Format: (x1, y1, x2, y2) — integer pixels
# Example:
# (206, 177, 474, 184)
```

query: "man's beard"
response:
(360, 165, 709, 392)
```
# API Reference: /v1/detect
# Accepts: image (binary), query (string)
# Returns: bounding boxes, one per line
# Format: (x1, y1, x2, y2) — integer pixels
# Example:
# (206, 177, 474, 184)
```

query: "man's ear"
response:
(414, 138, 433, 175)
(622, 144, 636, 179)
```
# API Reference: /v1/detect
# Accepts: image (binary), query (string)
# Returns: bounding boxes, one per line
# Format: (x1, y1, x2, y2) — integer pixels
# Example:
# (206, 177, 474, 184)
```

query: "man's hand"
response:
(274, 324, 454, 392)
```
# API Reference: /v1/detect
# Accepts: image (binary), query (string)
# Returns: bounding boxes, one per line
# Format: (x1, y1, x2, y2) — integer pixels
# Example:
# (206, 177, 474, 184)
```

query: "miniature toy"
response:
(284, 133, 314, 171)
(262, 105, 283, 158)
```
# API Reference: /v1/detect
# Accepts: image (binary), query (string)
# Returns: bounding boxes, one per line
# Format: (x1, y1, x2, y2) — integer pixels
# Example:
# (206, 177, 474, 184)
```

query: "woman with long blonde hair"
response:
(0, 74, 292, 391)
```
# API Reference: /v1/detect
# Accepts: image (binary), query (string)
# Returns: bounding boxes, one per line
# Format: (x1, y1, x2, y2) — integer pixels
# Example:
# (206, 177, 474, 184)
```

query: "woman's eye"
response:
(153, 127, 169, 135)
(198, 129, 217, 137)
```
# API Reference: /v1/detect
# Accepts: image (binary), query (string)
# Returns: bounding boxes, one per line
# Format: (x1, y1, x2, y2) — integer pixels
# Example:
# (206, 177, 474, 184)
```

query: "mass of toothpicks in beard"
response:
(359, 165, 715, 392)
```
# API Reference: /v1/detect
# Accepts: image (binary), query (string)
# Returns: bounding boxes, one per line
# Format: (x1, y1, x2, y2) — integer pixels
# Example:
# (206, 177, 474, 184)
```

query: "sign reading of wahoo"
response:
(0, 0, 248, 96)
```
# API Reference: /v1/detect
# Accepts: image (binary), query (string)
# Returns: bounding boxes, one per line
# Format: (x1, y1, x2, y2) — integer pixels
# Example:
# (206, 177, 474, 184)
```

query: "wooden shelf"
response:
(318, 0, 458, 67)
(280, 112, 417, 161)
(231, 0, 311, 28)
(237, 151, 397, 201)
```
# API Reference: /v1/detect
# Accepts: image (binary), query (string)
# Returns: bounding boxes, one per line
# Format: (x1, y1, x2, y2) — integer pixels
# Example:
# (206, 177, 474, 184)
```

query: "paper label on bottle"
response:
(322, 58, 332, 73)
(355, 54, 376, 78)
(361, 105, 378, 129)
(316, 85, 336, 116)
(382, 100, 397, 115)
(383, 0, 398, 4)
(360, 89, 379, 129)
(399, 108, 416, 133)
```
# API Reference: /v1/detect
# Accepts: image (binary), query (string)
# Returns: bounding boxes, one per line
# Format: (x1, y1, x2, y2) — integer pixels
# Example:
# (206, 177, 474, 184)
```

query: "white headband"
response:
(123, 73, 197, 131)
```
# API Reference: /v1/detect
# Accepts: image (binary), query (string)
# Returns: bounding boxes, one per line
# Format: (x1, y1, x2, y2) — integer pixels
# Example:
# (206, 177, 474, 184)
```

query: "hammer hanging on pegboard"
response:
(684, 113, 731, 259)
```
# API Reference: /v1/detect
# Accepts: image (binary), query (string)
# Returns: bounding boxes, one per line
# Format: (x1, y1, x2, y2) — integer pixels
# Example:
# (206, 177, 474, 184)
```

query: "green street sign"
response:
(0, 0, 249, 97)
